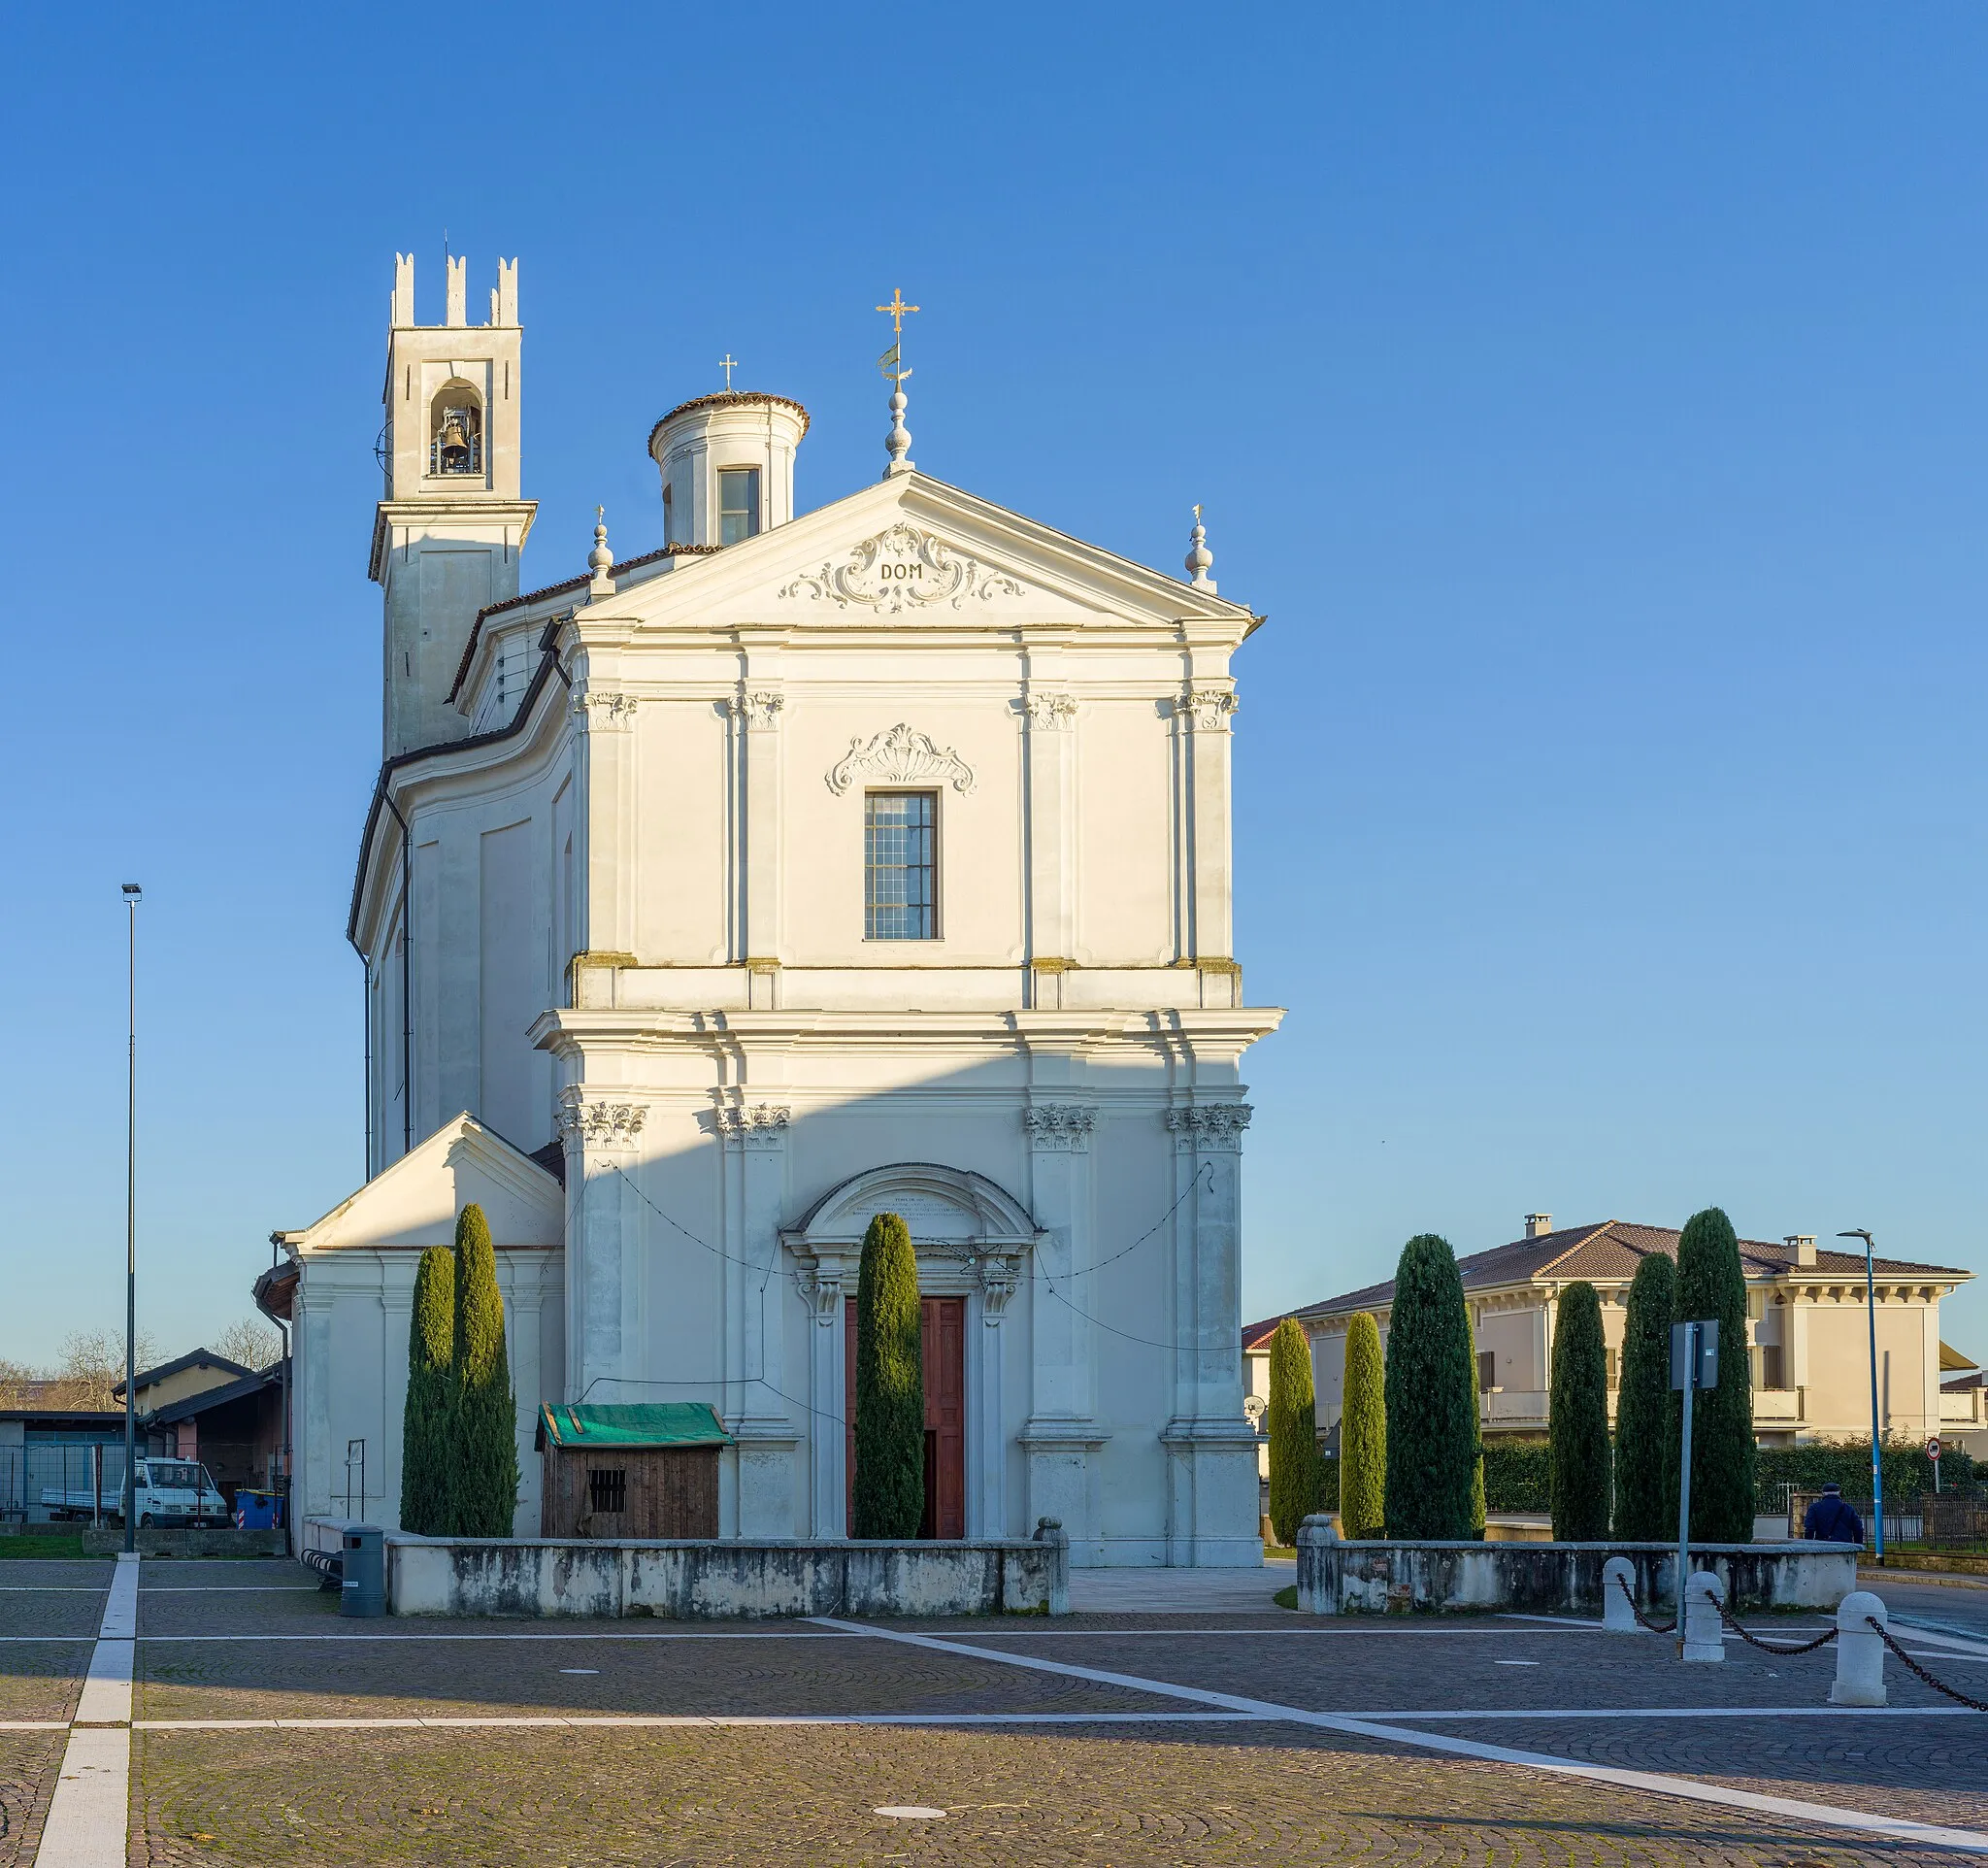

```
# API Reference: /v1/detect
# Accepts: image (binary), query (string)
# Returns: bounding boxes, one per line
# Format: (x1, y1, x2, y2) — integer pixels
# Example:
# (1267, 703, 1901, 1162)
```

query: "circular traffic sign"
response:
(1927, 1435, 1943, 1459)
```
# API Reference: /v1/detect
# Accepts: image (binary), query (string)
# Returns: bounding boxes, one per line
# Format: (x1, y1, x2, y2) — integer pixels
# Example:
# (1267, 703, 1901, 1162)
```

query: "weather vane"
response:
(877, 288, 919, 389)
(719, 352, 738, 389)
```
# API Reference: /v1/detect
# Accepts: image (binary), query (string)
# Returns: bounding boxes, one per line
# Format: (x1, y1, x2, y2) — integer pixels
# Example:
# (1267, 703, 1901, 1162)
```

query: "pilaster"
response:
(1021, 690, 1077, 1000)
(1161, 1100, 1259, 1565)
(574, 681, 640, 963)
(1176, 681, 1237, 965)
(797, 1251, 853, 1536)
(556, 1088, 647, 1404)
(1019, 1102, 1102, 1551)
(715, 1100, 799, 1536)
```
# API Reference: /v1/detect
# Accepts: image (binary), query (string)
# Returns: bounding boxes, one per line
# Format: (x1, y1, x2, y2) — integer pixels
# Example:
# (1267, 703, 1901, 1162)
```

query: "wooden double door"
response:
(845, 1294, 966, 1539)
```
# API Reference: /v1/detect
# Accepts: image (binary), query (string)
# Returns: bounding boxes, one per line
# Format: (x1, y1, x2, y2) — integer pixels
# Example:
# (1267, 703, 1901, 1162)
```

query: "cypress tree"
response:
(1669, 1206, 1756, 1543)
(1613, 1252, 1677, 1538)
(851, 1213, 924, 1538)
(1465, 1305, 1486, 1539)
(447, 1202, 520, 1537)
(399, 1247, 453, 1534)
(1266, 1318, 1319, 1545)
(1548, 1282, 1611, 1540)
(1338, 1312, 1386, 1538)
(1383, 1234, 1479, 1539)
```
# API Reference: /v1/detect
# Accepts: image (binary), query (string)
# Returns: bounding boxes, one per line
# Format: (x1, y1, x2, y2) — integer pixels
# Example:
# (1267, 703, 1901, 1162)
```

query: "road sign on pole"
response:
(1929, 1436, 1943, 1494)
(1670, 1320, 1720, 1652)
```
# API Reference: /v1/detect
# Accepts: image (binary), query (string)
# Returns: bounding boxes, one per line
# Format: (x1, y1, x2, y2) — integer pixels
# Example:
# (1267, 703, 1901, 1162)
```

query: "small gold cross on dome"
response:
(876, 288, 919, 335)
(719, 353, 739, 389)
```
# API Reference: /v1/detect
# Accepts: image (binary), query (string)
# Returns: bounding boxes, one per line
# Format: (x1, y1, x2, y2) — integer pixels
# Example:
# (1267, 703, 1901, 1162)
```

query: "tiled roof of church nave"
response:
(1295, 1219, 1970, 1319)
(446, 542, 726, 704)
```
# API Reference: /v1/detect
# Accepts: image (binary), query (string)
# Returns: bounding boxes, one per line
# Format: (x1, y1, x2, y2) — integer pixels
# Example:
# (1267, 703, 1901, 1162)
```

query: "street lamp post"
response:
(121, 884, 141, 1554)
(1837, 1228, 1882, 1565)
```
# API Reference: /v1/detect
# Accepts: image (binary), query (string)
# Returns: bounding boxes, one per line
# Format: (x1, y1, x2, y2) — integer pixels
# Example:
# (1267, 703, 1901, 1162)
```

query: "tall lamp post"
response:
(1837, 1228, 1883, 1565)
(121, 883, 142, 1554)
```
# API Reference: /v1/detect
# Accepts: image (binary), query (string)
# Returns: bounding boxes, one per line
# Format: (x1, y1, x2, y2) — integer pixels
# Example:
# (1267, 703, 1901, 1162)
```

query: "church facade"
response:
(261, 256, 1281, 1565)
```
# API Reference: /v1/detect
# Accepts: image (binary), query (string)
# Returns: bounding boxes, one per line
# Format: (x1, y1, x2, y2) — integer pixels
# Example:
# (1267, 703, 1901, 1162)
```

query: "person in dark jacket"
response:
(1803, 1482, 1866, 1545)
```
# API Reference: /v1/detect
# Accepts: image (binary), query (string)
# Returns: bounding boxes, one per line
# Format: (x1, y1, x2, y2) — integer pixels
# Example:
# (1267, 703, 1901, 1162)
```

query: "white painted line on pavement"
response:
(0, 1720, 68, 1730)
(139, 1586, 323, 1593)
(34, 1552, 138, 1868)
(139, 1712, 1119, 1734)
(71, 1638, 133, 1725)
(812, 1617, 1988, 1855)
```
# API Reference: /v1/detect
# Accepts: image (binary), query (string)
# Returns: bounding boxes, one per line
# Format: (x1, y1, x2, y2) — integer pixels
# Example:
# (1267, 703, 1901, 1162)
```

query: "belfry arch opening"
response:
(428, 382, 483, 476)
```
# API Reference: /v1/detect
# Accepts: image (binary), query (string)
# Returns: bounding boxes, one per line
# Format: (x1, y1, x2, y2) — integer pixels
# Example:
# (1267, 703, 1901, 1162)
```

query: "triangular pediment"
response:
(583, 472, 1257, 636)
(280, 1113, 563, 1255)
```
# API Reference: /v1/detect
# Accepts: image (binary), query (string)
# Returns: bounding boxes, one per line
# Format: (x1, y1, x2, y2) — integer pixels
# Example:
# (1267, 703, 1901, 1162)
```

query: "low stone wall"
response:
(301, 1518, 1072, 1618)
(82, 1527, 288, 1557)
(1296, 1521, 1857, 1615)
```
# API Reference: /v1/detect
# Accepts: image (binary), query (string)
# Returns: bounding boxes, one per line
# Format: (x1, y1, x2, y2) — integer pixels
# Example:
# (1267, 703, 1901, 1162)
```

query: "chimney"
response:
(1524, 1214, 1554, 1240)
(1785, 1234, 1817, 1269)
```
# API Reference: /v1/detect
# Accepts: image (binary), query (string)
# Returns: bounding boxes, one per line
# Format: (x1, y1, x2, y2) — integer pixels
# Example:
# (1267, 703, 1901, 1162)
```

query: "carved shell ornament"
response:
(779, 522, 1025, 614)
(826, 723, 977, 796)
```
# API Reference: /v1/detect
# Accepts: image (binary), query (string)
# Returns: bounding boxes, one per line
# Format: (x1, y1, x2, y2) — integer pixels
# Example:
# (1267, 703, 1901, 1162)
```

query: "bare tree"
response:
(212, 1318, 281, 1373)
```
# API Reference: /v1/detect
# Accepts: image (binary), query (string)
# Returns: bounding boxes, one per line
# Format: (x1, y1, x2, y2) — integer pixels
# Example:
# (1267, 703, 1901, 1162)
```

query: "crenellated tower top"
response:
(371, 251, 537, 758)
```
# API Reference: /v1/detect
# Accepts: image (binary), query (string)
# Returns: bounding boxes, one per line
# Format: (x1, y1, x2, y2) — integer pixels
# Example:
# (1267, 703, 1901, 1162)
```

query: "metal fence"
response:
(1788, 1490, 1988, 1550)
(0, 1446, 132, 1525)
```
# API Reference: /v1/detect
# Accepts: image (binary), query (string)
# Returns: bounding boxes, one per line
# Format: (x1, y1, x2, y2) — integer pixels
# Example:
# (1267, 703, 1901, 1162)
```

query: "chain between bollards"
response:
(1711, 1595, 1839, 1655)
(1870, 1618, 1988, 1711)
(1613, 1571, 1677, 1635)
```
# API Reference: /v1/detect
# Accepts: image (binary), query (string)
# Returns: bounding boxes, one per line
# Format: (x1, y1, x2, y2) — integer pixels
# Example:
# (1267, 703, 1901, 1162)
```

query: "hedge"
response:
(1754, 1438, 1977, 1513)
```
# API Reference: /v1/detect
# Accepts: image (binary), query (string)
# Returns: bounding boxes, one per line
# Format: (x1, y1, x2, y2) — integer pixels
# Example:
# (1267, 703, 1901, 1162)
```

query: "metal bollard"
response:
(1601, 1556, 1642, 1633)
(1680, 1569, 1725, 1662)
(1829, 1589, 1888, 1706)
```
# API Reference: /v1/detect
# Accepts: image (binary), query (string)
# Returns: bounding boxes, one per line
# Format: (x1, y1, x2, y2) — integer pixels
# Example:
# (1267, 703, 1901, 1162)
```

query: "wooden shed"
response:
(535, 1403, 734, 1539)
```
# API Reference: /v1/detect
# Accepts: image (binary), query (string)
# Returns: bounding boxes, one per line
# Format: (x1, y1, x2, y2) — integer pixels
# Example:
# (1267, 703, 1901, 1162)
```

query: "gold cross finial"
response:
(718, 352, 739, 389)
(877, 288, 919, 336)
(1193, 503, 1203, 524)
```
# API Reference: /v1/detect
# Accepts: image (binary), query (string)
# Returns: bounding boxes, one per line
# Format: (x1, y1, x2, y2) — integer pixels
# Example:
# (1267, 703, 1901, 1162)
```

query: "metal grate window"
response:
(587, 1467, 627, 1515)
(865, 791, 937, 940)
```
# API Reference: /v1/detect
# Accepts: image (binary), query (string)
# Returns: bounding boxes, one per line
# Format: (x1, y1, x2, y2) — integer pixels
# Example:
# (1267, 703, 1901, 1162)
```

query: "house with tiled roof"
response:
(1284, 1215, 1973, 1449)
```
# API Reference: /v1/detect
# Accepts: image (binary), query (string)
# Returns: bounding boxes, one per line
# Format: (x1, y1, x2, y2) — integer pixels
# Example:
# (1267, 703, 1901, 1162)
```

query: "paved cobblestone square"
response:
(21, 1562, 1988, 1864)
(0, 1733, 63, 1868)
(129, 1723, 1953, 1866)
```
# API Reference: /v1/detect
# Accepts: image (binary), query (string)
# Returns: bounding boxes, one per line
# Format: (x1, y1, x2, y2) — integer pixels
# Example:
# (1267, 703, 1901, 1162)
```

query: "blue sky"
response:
(1, 6, 1983, 1365)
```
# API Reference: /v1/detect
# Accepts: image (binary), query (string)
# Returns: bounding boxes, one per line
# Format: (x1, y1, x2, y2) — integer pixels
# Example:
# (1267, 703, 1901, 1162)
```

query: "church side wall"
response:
(293, 1247, 563, 1535)
(363, 724, 574, 1172)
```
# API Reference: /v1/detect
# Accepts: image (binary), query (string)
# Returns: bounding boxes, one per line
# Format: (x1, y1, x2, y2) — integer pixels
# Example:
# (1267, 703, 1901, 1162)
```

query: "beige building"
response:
(1267, 1217, 1973, 1449)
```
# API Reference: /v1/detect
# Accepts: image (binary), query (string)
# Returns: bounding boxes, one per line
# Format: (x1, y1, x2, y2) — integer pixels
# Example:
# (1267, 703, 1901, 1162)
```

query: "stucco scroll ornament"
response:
(978, 1252, 1022, 1320)
(1182, 684, 1238, 733)
(556, 1087, 648, 1149)
(1022, 1105, 1096, 1152)
(574, 687, 638, 731)
(715, 1103, 792, 1151)
(778, 522, 1025, 615)
(1164, 1103, 1253, 1152)
(825, 722, 977, 796)
(795, 1264, 845, 1325)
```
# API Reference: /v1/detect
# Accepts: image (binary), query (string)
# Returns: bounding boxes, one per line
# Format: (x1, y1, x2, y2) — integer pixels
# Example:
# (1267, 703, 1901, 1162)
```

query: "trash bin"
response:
(339, 1525, 385, 1618)
(234, 1489, 280, 1530)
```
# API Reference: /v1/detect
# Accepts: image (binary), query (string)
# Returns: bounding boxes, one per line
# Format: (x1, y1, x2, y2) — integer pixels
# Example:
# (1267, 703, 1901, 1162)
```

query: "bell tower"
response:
(370, 252, 537, 758)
